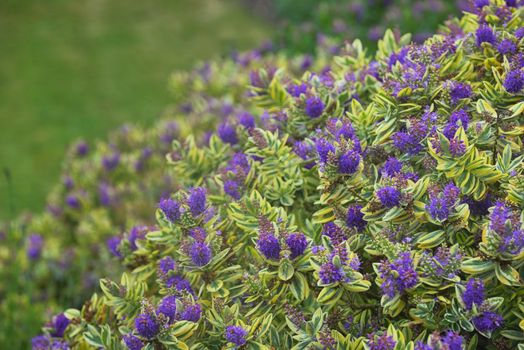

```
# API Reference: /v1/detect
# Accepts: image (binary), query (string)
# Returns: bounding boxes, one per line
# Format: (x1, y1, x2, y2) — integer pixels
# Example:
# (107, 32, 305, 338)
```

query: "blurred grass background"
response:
(0, 0, 271, 220)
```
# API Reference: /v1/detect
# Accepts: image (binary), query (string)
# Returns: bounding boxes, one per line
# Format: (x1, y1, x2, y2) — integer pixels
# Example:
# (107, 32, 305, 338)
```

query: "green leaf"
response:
(461, 258, 495, 274)
(206, 279, 224, 293)
(415, 230, 446, 249)
(317, 286, 343, 305)
(290, 272, 309, 301)
(344, 279, 371, 292)
(495, 263, 521, 286)
(278, 259, 295, 281)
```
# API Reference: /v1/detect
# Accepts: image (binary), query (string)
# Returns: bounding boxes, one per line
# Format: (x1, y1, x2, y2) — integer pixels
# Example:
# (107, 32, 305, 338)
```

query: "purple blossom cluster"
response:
(379, 252, 418, 298)
(222, 153, 251, 200)
(419, 247, 462, 279)
(489, 202, 524, 255)
(425, 183, 460, 221)
(392, 108, 436, 155)
(225, 325, 248, 346)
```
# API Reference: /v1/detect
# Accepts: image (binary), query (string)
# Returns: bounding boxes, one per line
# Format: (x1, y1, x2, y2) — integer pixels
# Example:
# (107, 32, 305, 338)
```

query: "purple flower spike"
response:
(225, 325, 248, 346)
(305, 96, 324, 118)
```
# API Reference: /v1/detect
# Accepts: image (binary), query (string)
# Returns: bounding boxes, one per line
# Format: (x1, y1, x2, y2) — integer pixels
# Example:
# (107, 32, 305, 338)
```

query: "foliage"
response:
(11, 1, 524, 349)
(0, 43, 327, 348)
(249, 0, 466, 53)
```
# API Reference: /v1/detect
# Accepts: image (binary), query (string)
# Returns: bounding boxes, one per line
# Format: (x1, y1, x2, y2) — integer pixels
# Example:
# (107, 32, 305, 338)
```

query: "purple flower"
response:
(489, 201, 514, 234)
(329, 118, 357, 142)
(257, 233, 281, 260)
(388, 47, 409, 68)
(501, 229, 524, 255)
(135, 147, 153, 172)
(238, 112, 255, 129)
(158, 260, 189, 294)
(346, 205, 366, 232)
(286, 233, 307, 259)
(338, 150, 360, 174)
(506, 0, 518, 7)
(98, 183, 113, 207)
(218, 123, 238, 145)
(443, 109, 469, 139)
(249, 70, 264, 88)
(463, 278, 485, 310)
(367, 333, 396, 350)
(27, 234, 44, 260)
(188, 187, 207, 217)
(427, 183, 460, 220)
(414, 341, 432, 350)
(503, 70, 524, 93)
(427, 197, 450, 221)
(180, 303, 202, 322)
(158, 256, 175, 275)
(392, 132, 421, 155)
(319, 262, 345, 284)
(474, 0, 489, 7)
(449, 138, 466, 157)
(65, 194, 81, 209)
(135, 313, 159, 339)
(107, 236, 122, 258)
(515, 27, 524, 39)
(158, 198, 181, 223)
(379, 252, 418, 298)
(160, 121, 179, 144)
(449, 82, 472, 102)
(167, 275, 194, 295)
(128, 225, 147, 251)
(301, 55, 313, 70)
(476, 25, 497, 46)
(305, 96, 324, 118)
(349, 256, 361, 270)
(498, 39, 517, 55)
(226, 153, 251, 174)
(32, 335, 50, 350)
(441, 331, 464, 350)
(382, 157, 403, 177)
(190, 242, 212, 266)
(287, 83, 308, 97)
(63, 176, 74, 190)
(123, 334, 143, 350)
(315, 138, 335, 164)
(225, 325, 248, 346)
(189, 227, 207, 242)
(377, 187, 401, 208)
(102, 152, 120, 171)
(473, 311, 504, 333)
(293, 140, 312, 160)
(224, 179, 241, 200)
(75, 141, 89, 157)
(51, 340, 69, 350)
(322, 222, 347, 245)
(443, 183, 460, 204)
(157, 295, 177, 322)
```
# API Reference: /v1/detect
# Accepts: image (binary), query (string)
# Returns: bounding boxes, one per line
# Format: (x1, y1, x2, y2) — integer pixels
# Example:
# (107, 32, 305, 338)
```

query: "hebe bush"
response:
(0, 45, 322, 347)
(30, 1, 524, 349)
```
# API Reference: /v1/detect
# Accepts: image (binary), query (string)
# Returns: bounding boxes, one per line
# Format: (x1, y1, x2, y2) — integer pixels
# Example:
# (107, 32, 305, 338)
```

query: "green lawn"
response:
(0, 0, 271, 220)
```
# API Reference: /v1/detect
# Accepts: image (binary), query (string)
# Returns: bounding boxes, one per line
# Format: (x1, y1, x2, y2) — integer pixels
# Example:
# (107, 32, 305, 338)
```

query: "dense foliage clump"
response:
(0, 43, 324, 347)
(248, 0, 465, 53)
(11, 1, 524, 349)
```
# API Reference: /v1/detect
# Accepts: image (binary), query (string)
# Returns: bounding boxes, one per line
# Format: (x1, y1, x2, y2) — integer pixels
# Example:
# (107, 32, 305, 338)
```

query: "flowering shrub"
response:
(0, 43, 326, 347)
(24, 1, 524, 349)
